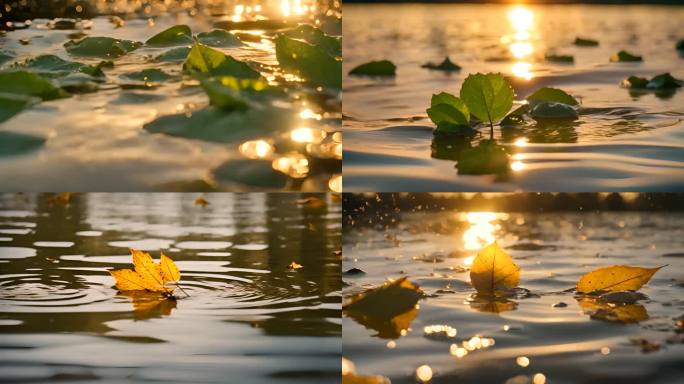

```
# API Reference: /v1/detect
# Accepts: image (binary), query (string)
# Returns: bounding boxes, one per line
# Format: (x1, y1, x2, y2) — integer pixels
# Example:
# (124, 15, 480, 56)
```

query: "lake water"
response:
(0, 0, 341, 192)
(343, 4, 684, 192)
(342, 202, 684, 383)
(0, 193, 341, 383)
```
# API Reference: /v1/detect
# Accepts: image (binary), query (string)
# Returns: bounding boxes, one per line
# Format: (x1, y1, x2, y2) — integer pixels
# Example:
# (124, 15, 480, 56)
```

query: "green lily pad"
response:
(275, 34, 341, 87)
(155, 47, 191, 62)
(530, 102, 578, 121)
(144, 105, 297, 143)
(183, 43, 260, 79)
(0, 71, 69, 100)
(623, 73, 683, 90)
(0, 49, 16, 66)
(610, 50, 642, 62)
(64, 37, 142, 59)
(199, 78, 255, 111)
(459, 73, 514, 128)
(457, 140, 510, 175)
(574, 37, 599, 46)
(0, 92, 41, 123)
(282, 24, 341, 58)
(526, 87, 579, 107)
(349, 60, 396, 76)
(146, 25, 193, 47)
(0, 131, 46, 156)
(545, 54, 574, 63)
(196, 29, 243, 47)
(421, 57, 461, 72)
(120, 68, 175, 82)
(11, 54, 108, 78)
(426, 92, 471, 134)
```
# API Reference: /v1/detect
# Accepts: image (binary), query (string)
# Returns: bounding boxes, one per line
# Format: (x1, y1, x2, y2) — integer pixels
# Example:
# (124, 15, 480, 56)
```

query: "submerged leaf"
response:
(146, 25, 193, 47)
(155, 47, 191, 62)
(275, 34, 342, 87)
(196, 29, 243, 47)
(576, 265, 664, 293)
(64, 37, 142, 58)
(610, 50, 643, 62)
(526, 87, 579, 107)
(0, 131, 45, 156)
(0, 92, 40, 123)
(0, 71, 69, 100)
(184, 43, 260, 79)
(530, 102, 578, 121)
(469, 242, 520, 294)
(348, 60, 396, 76)
(459, 73, 514, 127)
(421, 57, 461, 72)
(344, 277, 424, 320)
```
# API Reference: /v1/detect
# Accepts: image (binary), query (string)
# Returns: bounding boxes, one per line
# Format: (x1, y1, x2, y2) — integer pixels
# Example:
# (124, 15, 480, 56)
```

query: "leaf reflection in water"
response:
(467, 292, 518, 314)
(577, 297, 649, 323)
(117, 291, 177, 321)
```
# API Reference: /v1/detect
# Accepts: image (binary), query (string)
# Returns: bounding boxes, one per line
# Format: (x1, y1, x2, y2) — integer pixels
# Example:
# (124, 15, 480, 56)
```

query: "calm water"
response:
(343, 207, 684, 383)
(0, 0, 341, 192)
(0, 193, 341, 383)
(343, 4, 684, 192)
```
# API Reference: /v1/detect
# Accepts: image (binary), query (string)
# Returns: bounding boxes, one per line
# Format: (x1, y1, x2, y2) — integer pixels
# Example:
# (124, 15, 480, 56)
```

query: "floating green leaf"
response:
(155, 47, 191, 62)
(11, 54, 107, 78)
(64, 37, 142, 58)
(146, 25, 193, 47)
(426, 92, 471, 134)
(184, 43, 260, 79)
(0, 131, 45, 156)
(0, 92, 40, 123)
(610, 50, 643, 62)
(501, 105, 529, 126)
(530, 102, 579, 121)
(526, 87, 579, 107)
(349, 60, 396, 76)
(144, 106, 297, 143)
(282, 24, 341, 58)
(457, 140, 510, 175)
(0, 71, 69, 100)
(120, 68, 175, 82)
(196, 29, 243, 47)
(275, 34, 341, 87)
(421, 57, 461, 72)
(545, 54, 574, 63)
(459, 73, 514, 130)
(574, 37, 599, 46)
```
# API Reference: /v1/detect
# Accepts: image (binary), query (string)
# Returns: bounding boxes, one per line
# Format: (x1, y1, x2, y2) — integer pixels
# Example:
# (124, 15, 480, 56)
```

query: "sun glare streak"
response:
(462, 212, 499, 251)
(506, 6, 536, 80)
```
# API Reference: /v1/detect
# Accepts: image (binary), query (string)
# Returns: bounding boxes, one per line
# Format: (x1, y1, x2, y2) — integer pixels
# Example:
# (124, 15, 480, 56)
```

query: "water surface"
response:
(343, 4, 684, 191)
(343, 203, 684, 383)
(0, 193, 341, 383)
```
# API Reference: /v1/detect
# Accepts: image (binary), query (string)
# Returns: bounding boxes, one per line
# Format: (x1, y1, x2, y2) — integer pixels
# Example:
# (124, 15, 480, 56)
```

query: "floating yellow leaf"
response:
(576, 265, 665, 294)
(48, 192, 72, 205)
(110, 249, 181, 294)
(288, 261, 303, 270)
(195, 196, 209, 206)
(470, 242, 520, 294)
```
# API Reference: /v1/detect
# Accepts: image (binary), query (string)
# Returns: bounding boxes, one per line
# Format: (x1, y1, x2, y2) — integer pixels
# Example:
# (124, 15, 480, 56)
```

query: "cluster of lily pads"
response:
(0, 19, 342, 186)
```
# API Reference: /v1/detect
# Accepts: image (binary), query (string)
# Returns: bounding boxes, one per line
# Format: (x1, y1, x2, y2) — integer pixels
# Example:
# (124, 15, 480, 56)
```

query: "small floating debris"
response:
(349, 60, 396, 76)
(574, 37, 599, 46)
(610, 50, 643, 62)
(344, 267, 366, 276)
(288, 261, 303, 270)
(552, 302, 568, 308)
(421, 57, 461, 72)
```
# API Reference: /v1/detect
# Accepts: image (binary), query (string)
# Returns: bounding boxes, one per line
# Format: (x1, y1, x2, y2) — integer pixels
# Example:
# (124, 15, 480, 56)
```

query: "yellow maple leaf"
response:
(195, 196, 210, 206)
(110, 249, 182, 294)
(469, 242, 520, 294)
(288, 261, 303, 270)
(576, 265, 665, 294)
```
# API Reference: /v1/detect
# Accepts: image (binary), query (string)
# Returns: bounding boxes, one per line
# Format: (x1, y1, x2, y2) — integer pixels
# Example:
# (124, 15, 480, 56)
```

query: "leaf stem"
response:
(176, 283, 191, 297)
